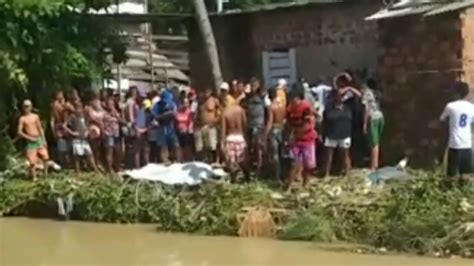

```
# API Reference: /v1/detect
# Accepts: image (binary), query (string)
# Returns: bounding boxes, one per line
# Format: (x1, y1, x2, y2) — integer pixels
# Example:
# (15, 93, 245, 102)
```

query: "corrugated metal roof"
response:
(424, 0, 474, 16)
(212, 0, 343, 16)
(366, 0, 474, 21)
(366, 4, 437, 20)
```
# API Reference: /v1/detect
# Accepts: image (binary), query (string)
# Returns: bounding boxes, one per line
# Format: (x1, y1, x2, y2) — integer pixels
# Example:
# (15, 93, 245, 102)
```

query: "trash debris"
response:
(56, 193, 74, 219)
(369, 158, 414, 185)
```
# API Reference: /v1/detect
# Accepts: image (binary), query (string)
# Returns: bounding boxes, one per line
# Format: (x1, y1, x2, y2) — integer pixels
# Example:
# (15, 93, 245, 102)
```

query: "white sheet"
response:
(122, 162, 227, 185)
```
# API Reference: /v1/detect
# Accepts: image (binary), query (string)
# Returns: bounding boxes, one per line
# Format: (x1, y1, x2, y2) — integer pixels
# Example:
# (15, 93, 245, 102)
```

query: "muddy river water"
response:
(0, 218, 471, 266)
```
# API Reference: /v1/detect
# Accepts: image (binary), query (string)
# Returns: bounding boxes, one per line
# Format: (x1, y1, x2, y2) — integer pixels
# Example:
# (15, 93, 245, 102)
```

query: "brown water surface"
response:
(0, 218, 470, 266)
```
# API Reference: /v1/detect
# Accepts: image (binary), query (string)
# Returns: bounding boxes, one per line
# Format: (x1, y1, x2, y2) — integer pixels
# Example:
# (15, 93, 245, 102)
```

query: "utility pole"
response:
(217, 0, 223, 13)
(217, 0, 229, 13)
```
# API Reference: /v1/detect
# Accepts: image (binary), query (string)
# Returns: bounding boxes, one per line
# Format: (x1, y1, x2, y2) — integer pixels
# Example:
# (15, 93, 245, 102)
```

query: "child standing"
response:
(103, 98, 122, 172)
(133, 97, 149, 168)
(64, 103, 99, 173)
(176, 98, 194, 162)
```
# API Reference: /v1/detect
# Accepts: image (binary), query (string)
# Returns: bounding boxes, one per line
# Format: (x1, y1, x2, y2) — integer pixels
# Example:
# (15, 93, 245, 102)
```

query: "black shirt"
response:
(323, 103, 352, 139)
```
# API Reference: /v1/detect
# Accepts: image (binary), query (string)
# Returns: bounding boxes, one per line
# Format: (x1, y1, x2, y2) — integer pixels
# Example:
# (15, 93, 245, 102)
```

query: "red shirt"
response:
(175, 107, 193, 133)
(287, 100, 317, 144)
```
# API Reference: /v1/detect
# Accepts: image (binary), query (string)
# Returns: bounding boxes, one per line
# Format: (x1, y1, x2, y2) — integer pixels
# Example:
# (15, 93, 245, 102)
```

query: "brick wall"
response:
(378, 14, 463, 167)
(189, 0, 379, 89)
(462, 8, 474, 95)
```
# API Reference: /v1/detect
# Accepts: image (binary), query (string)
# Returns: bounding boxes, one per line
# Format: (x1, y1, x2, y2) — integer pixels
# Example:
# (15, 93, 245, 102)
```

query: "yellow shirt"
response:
(225, 94, 236, 107)
(217, 95, 236, 118)
(143, 99, 152, 109)
(276, 88, 287, 107)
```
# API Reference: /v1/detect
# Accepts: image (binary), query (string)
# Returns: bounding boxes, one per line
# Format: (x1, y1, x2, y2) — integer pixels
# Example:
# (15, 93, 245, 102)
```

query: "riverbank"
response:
(0, 171, 473, 258)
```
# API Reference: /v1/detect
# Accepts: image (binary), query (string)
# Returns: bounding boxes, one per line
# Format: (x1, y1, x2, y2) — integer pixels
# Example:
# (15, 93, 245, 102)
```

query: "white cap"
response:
(23, 99, 32, 107)
(220, 82, 230, 91)
(303, 82, 310, 90)
(179, 86, 190, 93)
(278, 79, 287, 87)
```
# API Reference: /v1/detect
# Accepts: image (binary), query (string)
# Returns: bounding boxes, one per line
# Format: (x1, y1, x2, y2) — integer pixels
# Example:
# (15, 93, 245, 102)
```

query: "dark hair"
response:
(250, 77, 260, 87)
(268, 88, 277, 101)
(289, 87, 304, 101)
(366, 78, 378, 91)
(136, 96, 144, 105)
(129, 86, 138, 96)
(454, 81, 470, 98)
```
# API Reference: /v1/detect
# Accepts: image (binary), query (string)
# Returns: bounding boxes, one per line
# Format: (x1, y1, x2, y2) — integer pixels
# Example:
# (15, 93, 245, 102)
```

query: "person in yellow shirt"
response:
(220, 82, 236, 107)
(276, 79, 288, 107)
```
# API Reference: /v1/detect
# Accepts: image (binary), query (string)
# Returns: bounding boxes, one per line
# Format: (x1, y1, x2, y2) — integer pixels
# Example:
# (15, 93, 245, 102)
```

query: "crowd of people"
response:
(18, 72, 386, 191)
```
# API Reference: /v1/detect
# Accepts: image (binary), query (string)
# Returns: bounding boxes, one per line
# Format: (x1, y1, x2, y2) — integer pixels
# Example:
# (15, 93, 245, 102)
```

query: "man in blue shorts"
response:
(152, 89, 181, 163)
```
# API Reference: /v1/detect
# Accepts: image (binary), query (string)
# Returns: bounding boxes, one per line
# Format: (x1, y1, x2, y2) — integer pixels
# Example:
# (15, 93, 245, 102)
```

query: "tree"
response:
(0, 0, 123, 107)
(191, 0, 223, 92)
(0, 0, 124, 167)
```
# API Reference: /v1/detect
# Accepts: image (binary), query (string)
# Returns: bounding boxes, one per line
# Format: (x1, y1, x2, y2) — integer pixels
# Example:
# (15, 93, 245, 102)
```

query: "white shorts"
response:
(194, 125, 218, 152)
(72, 139, 92, 156)
(324, 137, 351, 149)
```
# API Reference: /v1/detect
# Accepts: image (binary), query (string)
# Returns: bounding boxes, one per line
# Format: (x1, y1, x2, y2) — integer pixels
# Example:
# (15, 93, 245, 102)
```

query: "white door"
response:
(262, 49, 297, 88)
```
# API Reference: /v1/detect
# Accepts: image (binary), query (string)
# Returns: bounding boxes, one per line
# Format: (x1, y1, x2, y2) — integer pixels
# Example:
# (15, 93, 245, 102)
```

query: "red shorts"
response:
(225, 134, 246, 164)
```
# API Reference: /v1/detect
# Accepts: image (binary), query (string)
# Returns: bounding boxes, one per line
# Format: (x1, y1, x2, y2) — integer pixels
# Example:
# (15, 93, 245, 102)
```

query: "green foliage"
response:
(0, 174, 274, 235)
(280, 173, 474, 257)
(0, 0, 123, 123)
(0, 171, 473, 257)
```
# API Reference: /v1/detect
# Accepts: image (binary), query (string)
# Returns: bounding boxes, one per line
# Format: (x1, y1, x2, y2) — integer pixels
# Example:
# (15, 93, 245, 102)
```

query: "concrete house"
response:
(189, 0, 380, 89)
(367, 0, 474, 166)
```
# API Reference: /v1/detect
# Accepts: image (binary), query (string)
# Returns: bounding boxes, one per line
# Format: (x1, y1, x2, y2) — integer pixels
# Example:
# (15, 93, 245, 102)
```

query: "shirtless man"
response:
(51, 91, 69, 165)
(221, 102, 247, 183)
(18, 100, 50, 181)
(195, 88, 220, 163)
(266, 88, 286, 182)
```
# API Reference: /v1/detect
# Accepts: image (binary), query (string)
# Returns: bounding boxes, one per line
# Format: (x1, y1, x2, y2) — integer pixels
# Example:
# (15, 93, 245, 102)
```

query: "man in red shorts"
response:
(285, 89, 317, 192)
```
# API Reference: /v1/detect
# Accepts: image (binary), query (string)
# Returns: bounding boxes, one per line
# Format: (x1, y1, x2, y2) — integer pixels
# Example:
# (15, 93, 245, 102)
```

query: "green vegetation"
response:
(0, 0, 123, 127)
(1, 170, 472, 258)
(0, 0, 125, 169)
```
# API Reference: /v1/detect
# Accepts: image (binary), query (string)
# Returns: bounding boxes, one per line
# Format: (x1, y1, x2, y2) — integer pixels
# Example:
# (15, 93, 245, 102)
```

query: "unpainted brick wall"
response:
(188, 0, 379, 89)
(378, 14, 463, 167)
(462, 8, 474, 95)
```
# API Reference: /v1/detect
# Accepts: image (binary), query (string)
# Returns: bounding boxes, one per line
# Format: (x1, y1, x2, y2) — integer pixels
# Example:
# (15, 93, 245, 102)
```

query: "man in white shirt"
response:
(440, 81, 474, 178)
(311, 82, 332, 117)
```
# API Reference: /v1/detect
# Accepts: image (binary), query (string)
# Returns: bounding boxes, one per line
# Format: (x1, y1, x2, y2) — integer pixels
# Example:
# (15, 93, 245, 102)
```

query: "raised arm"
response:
(339, 86, 362, 98)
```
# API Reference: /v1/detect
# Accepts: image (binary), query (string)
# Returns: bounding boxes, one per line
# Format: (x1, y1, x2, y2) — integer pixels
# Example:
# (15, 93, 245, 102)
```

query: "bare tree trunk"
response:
(191, 0, 223, 92)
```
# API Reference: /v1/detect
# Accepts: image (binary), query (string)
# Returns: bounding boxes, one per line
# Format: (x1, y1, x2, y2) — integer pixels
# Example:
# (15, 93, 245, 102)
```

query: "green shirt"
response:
(362, 89, 383, 120)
